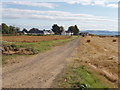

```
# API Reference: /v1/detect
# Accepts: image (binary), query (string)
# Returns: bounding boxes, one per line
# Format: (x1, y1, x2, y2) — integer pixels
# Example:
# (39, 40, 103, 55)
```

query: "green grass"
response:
(56, 65, 109, 88)
(2, 36, 78, 64)
(3, 36, 78, 53)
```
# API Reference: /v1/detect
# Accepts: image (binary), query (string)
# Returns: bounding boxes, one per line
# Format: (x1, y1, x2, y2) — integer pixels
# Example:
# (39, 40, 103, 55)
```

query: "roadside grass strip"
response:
(57, 65, 109, 88)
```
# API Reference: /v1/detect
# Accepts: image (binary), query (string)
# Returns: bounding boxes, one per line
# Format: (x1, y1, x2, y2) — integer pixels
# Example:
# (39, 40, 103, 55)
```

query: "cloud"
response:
(2, 8, 117, 31)
(2, 0, 119, 8)
(3, 1, 57, 9)
(2, 8, 117, 22)
(106, 4, 118, 8)
(2, 0, 118, 31)
(0, 2, 2, 19)
(65, 0, 119, 8)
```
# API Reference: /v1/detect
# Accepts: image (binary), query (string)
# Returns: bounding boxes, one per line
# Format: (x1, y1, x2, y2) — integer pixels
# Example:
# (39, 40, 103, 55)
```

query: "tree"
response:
(74, 25, 79, 35)
(9, 25, 16, 34)
(68, 26, 74, 35)
(2, 23, 9, 34)
(14, 27, 20, 35)
(60, 26, 64, 35)
(15, 27, 20, 31)
(22, 28, 28, 33)
(52, 24, 60, 35)
(1, 23, 20, 35)
(68, 25, 79, 35)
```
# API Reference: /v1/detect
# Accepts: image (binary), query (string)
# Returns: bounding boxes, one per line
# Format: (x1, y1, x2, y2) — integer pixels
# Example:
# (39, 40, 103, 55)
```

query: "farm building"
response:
(27, 28, 44, 35)
(17, 31, 27, 35)
(27, 28, 54, 35)
(61, 31, 73, 36)
(43, 30, 54, 35)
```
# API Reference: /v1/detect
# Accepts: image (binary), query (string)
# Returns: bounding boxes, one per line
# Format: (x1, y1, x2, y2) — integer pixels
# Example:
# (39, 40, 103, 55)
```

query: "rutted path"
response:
(2, 38, 80, 88)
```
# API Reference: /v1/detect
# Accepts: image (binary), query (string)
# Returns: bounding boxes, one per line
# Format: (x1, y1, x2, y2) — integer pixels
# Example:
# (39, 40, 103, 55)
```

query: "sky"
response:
(1, 0, 119, 31)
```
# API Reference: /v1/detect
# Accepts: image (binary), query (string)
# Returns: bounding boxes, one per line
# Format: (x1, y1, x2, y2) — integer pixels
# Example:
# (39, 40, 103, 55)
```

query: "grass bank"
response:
(2, 36, 78, 64)
(56, 65, 109, 88)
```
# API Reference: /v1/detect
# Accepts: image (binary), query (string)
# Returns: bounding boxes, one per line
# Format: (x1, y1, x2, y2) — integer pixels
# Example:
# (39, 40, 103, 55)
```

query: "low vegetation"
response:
(2, 36, 78, 64)
(56, 65, 109, 88)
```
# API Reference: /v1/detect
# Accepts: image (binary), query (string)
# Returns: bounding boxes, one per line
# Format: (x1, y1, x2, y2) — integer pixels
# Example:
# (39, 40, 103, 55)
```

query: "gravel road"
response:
(2, 38, 80, 88)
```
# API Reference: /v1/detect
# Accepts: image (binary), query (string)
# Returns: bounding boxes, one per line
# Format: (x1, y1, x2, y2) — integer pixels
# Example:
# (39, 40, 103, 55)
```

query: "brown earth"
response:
(2, 36, 70, 42)
(72, 36, 119, 88)
(2, 38, 80, 88)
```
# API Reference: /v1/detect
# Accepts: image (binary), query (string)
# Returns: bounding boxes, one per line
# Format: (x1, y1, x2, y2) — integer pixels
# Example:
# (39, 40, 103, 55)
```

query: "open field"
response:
(2, 35, 119, 88)
(55, 35, 119, 88)
(2, 36, 70, 42)
(2, 36, 78, 65)
(2, 37, 80, 88)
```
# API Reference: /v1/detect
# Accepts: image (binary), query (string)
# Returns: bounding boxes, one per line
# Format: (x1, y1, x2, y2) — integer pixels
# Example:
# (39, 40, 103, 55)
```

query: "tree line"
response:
(1, 23, 20, 34)
(52, 24, 79, 35)
(1, 23, 80, 35)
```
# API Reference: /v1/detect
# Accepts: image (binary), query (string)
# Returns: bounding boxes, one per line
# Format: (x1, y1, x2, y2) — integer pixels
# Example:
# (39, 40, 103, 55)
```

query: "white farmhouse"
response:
(62, 31, 73, 36)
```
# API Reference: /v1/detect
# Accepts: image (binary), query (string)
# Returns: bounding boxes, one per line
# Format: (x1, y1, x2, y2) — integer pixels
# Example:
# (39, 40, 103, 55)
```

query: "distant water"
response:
(81, 30, 120, 36)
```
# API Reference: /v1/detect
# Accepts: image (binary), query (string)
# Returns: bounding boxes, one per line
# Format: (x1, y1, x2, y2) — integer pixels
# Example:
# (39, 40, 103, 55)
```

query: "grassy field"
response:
(2, 36, 78, 64)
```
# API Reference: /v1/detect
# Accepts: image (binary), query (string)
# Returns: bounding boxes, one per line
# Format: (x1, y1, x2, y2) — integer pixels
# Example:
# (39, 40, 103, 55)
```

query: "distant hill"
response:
(81, 30, 119, 36)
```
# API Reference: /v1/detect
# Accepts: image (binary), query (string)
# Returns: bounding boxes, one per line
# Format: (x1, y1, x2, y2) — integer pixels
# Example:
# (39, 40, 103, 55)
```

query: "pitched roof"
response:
(28, 28, 44, 33)
(17, 31, 24, 33)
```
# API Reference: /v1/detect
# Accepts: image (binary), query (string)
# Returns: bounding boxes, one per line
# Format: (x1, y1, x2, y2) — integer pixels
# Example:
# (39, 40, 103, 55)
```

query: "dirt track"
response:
(2, 38, 80, 88)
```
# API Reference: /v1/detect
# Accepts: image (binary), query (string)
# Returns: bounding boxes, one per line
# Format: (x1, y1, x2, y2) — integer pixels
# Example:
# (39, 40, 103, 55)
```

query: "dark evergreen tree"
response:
(60, 26, 64, 35)
(68, 25, 79, 35)
(52, 24, 60, 35)
(2, 23, 9, 34)
(22, 28, 28, 33)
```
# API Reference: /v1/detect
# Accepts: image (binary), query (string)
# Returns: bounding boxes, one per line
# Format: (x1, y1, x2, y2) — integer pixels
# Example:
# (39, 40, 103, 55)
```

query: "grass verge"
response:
(55, 64, 110, 88)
